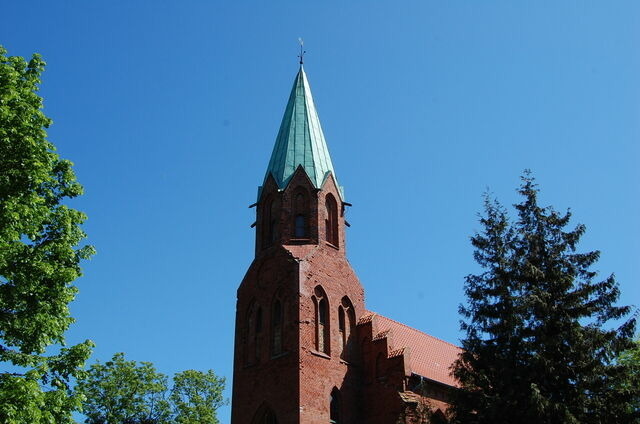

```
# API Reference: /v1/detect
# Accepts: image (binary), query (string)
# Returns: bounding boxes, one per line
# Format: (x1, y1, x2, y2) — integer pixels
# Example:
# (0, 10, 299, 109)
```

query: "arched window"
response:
(269, 199, 279, 244)
(330, 388, 341, 424)
(271, 298, 283, 356)
(295, 215, 306, 238)
(245, 303, 262, 365)
(312, 286, 330, 354)
(318, 298, 328, 352)
(261, 410, 278, 424)
(293, 192, 307, 238)
(325, 194, 339, 246)
(338, 306, 345, 352)
(244, 303, 255, 365)
(338, 297, 355, 360)
(251, 405, 279, 424)
(376, 352, 384, 379)
(254, 306, 263, 363)
(262, 198, 273, 248)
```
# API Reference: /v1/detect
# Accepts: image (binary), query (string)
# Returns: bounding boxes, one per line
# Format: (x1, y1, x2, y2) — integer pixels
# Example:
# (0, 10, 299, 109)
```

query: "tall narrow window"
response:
(271, 299, 283, 356)
(269, 200, 279, 244)
(338, 306, 345, 353)
(254, 307, 262, 363)
(376, 352, 384, 379)
(339, 297, 355, 360)
(245, 303, 255, 365)
(293, 192, 307, 238)
(330, 388, 341, 424)
(295, 215, 305, 238)
(246, 303, 262, 365)
(313, 286, 330, 354)
(262, 198, 274, 248)
(318, 298, 328, 353)
(325, 194, 339, 246)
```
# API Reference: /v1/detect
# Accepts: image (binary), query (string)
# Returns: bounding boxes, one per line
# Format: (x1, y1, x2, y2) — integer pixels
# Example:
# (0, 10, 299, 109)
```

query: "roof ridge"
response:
(372, 311, 460, 350)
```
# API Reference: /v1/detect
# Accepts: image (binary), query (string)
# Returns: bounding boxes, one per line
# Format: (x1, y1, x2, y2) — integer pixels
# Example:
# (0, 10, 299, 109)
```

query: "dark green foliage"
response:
(451, 172, 638, 424)
(0, 46, 94, 423)
(77, 353, 227, 424)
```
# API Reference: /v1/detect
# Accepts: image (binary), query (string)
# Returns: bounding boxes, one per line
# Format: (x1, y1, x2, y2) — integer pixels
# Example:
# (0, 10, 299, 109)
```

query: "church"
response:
(231, 62, 461, 424)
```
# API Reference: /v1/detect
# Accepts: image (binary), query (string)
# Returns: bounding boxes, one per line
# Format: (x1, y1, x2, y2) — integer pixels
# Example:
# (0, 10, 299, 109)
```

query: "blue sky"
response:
(2, 2, 639, 422)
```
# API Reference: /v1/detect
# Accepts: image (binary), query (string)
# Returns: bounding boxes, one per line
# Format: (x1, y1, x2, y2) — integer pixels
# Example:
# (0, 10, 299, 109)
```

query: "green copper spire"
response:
(262, 66, 343, 199)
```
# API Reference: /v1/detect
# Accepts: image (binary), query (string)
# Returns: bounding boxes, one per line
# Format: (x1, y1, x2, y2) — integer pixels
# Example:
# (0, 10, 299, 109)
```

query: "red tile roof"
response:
(369, 312, 462, 387)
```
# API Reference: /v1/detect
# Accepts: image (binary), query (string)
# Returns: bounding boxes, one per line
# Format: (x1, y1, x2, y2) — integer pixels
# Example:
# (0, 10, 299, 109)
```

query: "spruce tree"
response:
(451, 172, 638, 424)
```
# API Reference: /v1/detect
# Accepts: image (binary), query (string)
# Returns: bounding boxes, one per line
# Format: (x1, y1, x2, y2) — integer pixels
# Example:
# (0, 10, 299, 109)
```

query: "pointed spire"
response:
(262, 66, 343, 199)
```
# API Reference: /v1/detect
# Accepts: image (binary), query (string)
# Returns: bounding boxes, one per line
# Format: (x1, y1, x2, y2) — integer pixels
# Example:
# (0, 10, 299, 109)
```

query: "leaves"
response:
(77, 353, 171, 424)
(77, 353, 227, 424)
(171, 370, 226, 424)
(451, 172, 638, 424)
(0, 45, 94, 423)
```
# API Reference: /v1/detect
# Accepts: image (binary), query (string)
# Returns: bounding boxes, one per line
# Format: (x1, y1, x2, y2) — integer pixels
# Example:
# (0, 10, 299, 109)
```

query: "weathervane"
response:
(298, 37, 306, 65)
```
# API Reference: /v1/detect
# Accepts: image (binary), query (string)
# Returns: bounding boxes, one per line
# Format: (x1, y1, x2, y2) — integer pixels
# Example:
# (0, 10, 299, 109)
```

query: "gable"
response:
(366, 312, 461, 387)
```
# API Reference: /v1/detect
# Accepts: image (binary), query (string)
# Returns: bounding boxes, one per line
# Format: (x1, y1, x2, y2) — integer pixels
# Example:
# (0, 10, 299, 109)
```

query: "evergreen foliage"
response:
(77, 353, 227, 424)
(451, 172, 638, 424)
(0, 46, 94, 423)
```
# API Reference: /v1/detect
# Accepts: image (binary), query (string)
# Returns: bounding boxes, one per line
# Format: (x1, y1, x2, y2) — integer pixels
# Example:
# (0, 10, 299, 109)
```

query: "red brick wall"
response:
(233, 170, 366, 424)
(232, 170, 444, 423)
(231, 247, 302, 424)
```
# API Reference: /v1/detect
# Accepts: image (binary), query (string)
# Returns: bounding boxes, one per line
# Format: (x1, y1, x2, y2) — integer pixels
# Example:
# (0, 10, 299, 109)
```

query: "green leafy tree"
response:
(0, 46, 94, 423)
(77, 353, 227, 424)
(77, 353, 171, 424)
(451, 172, 637, 424)
(170, 370, 226, 424)
(615, 338, 640, 419)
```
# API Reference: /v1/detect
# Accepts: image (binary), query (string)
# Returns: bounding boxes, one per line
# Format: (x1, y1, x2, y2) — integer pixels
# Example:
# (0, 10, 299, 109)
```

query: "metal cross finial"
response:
(298, 38, 306, 65)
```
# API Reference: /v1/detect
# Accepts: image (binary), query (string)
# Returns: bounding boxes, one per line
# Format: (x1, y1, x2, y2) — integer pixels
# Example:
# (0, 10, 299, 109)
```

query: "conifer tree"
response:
(451, 172, 638, 424)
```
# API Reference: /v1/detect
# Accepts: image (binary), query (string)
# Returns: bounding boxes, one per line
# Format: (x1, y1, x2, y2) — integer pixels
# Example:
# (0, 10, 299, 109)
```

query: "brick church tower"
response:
(231, 64, 460, 424)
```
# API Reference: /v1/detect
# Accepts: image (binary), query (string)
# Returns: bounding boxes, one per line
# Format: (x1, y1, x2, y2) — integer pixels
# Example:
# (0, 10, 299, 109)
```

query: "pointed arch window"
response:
(330, 388, 341, 424)
(254, 306, 263, 363)
(251, 405, 279, 424)
(271, 297, 284, 356)
(245, 302, 263, 365)
(338, 307, 345, 352)
(293, 191, 308, 238)
(269, 199, 279, 244)
(338, 296, 355, 360)
(295, 214, 306, 238)
(376, 352, 384, 379)
(262, 198, 273, 248)
(244, 303, 255, 366)
(325, 194, 339, 247)
(261, 410, 278, 424)
(312, 286, 330, 354)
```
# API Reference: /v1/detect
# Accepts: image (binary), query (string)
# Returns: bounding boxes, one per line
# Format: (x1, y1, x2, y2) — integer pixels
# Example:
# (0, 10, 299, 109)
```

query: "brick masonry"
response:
(231, 168, 453, 424)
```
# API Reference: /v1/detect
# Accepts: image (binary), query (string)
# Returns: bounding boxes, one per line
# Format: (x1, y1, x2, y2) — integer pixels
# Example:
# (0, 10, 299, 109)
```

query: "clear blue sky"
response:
(2, 2, 639, 422)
